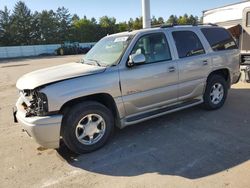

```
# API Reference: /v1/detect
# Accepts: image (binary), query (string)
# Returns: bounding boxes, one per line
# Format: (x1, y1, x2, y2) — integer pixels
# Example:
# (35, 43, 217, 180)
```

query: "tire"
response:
(203, 74, 228, 110)
(60, 48, 64, 56)
(61, 101, 114, 154)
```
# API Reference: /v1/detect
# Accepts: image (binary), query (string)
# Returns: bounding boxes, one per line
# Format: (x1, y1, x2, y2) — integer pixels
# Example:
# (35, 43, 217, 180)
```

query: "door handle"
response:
(168, 66, 176, 73)
(203, 60, 208, 65)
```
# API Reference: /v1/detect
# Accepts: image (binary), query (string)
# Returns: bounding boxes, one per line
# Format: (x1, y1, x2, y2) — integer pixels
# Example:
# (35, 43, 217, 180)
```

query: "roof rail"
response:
(197, 23, 218, 26)
(160, 23, 218, 28)
(160, 24, 175, 28)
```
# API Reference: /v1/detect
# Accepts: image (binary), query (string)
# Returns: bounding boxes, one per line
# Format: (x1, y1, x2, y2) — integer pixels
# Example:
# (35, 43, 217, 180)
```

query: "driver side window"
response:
(131, 33, 172, 64)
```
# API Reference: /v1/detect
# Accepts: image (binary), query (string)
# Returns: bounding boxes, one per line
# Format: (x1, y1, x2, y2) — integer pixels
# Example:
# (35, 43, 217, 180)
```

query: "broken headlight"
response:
(21, 89, 48, 117)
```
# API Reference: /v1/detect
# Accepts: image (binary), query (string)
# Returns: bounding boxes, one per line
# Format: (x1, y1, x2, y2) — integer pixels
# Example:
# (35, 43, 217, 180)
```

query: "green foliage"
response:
(0, 6, 13, 45)
(56, 7, 72, 43)
(131, 17, 143, 30)
(12, 1, 33, 45)
(167, 14, 199, 25)
(37, 10, 58, 44)
(166, 15, 178, 25)
(0, 1, 201, 46)
(70, 16, 99, 42)
(151, 16, 164, 26)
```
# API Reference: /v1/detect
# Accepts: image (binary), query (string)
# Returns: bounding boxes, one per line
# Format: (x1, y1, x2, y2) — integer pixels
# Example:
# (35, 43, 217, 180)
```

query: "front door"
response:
(119, 32, 179, 116)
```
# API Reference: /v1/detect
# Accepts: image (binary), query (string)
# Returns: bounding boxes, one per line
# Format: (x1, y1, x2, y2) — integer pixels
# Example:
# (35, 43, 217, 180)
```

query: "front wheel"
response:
(203, 75, 228, 110)
(61, 101, 114, 154)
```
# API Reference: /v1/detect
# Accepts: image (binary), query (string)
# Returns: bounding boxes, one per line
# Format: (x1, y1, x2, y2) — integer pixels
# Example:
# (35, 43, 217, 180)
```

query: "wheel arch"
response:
(59, 93, 121, 128)
(207, 68, 231, 88)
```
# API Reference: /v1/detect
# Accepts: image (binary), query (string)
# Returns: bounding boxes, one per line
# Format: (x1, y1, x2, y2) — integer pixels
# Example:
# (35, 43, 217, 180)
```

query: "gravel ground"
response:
(0, 55, 250, 188)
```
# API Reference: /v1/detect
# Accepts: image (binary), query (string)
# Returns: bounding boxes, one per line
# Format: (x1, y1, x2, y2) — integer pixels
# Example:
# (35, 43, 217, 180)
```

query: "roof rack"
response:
(197, 23, 218, 26)
(160, 23, 218, 28)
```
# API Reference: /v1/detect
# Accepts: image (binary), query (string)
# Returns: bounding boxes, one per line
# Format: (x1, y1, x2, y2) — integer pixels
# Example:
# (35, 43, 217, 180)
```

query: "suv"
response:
(14, 25, 241, 154)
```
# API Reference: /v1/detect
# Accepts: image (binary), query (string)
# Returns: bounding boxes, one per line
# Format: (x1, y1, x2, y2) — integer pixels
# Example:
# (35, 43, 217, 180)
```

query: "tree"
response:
(166, 14, 199, 25)
(166, 15, 178, 25)
(157, 17, 164, 25)
(117, 21, 128, 32)
(0, 6, 13, 46)
(30, 11, 41, 44)
(178, 14, 189, 24)
(37, 10, 58, 44)
(12, 1, 33, 45)
(128, 18, 134, 30)
(99, 16, 116, 28)
(187, 14, 198, 25)
(90, 17, 97, 24)
(151, 16, 158, 26)
(151, 16, 164, 26)
(99, 16, 117, 35)
(72, 14, 80, 22)
(199, 16, 203, 24)
(1, 2, 201, 46)
(128, 17, 142, 30)
(56, 7, 72, 43)
(71, 16, 99, 42)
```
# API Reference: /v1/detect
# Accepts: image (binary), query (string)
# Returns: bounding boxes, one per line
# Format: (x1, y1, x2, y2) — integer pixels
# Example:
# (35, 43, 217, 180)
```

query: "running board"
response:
(122, 99, 203, 127)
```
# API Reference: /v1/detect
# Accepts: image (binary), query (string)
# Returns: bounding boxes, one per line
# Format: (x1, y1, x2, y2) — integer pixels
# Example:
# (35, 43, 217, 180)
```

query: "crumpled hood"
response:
(16, 62, 106, 90)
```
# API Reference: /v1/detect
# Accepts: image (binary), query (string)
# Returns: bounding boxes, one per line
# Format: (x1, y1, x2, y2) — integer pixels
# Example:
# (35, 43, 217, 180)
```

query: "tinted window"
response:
(247, 12, 250, 27)
(172, 31, 205, 58)
(201, 28, 238, 51)
(131, 33, 172, 64)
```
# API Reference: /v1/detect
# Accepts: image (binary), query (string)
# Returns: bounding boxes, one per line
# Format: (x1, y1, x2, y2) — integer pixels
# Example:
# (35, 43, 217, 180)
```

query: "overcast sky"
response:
(0, 0, 242, 22)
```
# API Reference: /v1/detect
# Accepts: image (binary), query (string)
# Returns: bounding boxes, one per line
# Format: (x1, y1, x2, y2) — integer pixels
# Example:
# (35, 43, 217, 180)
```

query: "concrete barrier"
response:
(0, 43, 96, 59)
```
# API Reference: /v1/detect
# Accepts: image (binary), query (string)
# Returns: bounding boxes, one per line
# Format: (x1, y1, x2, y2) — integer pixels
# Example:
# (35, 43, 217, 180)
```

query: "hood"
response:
(16, 62, 106, 90)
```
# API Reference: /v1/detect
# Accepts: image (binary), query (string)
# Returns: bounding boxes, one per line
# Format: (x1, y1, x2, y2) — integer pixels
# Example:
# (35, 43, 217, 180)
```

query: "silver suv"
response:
(14, 25, 241, 154)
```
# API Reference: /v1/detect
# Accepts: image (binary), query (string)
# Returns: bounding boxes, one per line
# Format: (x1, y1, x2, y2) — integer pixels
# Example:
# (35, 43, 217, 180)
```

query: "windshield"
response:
(83, 35, 132, 66)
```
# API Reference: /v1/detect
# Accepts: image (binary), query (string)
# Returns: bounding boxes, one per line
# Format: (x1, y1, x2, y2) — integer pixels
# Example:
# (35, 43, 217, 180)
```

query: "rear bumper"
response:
(15, 109, 63, 149)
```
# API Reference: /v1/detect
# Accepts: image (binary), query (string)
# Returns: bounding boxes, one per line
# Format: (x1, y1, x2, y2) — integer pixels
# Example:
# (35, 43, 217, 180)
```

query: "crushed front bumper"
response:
(14, 107, 63, 149)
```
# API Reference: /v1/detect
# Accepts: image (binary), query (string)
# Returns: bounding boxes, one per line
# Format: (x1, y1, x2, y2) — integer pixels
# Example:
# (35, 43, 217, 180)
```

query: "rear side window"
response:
(172, 31, 205, 58)
(201, 28, 238, 51)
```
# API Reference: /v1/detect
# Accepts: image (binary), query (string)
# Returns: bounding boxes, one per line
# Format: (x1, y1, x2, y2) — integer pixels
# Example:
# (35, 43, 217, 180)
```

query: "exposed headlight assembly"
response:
(21, 89, 48, 117)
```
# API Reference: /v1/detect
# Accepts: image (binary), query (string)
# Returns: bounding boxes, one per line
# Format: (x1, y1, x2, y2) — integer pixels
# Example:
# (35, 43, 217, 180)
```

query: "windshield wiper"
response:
(86, 59, 102, 67)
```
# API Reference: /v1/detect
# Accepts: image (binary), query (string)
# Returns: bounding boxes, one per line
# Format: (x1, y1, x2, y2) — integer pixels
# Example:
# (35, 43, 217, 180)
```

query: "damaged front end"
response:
(14, 87, 63, 149)
(18, 89, 49, 117)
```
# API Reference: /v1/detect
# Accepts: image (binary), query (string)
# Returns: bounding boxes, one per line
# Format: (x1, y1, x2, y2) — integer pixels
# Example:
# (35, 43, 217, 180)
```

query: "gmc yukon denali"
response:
(14, 25, 241, 154)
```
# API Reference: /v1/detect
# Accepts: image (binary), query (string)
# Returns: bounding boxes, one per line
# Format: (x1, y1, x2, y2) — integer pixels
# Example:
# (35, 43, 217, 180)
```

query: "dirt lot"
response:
(0, 55, 250, 188)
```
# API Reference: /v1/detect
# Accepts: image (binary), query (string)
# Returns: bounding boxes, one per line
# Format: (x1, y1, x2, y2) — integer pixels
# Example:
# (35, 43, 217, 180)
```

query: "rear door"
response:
(168, 28, 212, 101)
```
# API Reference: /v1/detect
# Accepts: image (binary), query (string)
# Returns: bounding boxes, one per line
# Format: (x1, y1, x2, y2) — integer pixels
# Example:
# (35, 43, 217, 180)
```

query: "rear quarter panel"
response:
(210, 49, 240, 84)
(198, 27, 240, 84)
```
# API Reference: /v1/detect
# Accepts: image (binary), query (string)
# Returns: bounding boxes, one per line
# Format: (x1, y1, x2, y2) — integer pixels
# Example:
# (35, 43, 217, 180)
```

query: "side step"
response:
(123, 99, 203, 127)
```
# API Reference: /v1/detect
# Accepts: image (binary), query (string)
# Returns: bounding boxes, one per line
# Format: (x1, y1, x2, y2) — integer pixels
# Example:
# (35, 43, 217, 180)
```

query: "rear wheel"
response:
(62, 101, 114, 154)
(203, 75, 228, 110)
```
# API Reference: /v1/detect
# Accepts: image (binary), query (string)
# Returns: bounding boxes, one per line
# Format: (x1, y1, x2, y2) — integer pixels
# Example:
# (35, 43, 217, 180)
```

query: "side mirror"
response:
(127, 54, 146, 67)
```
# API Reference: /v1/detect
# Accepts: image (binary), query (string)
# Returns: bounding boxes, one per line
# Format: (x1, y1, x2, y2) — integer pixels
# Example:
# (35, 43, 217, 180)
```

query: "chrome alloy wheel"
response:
(210, 83, 224, 105)
(75, 114, 106, 145)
